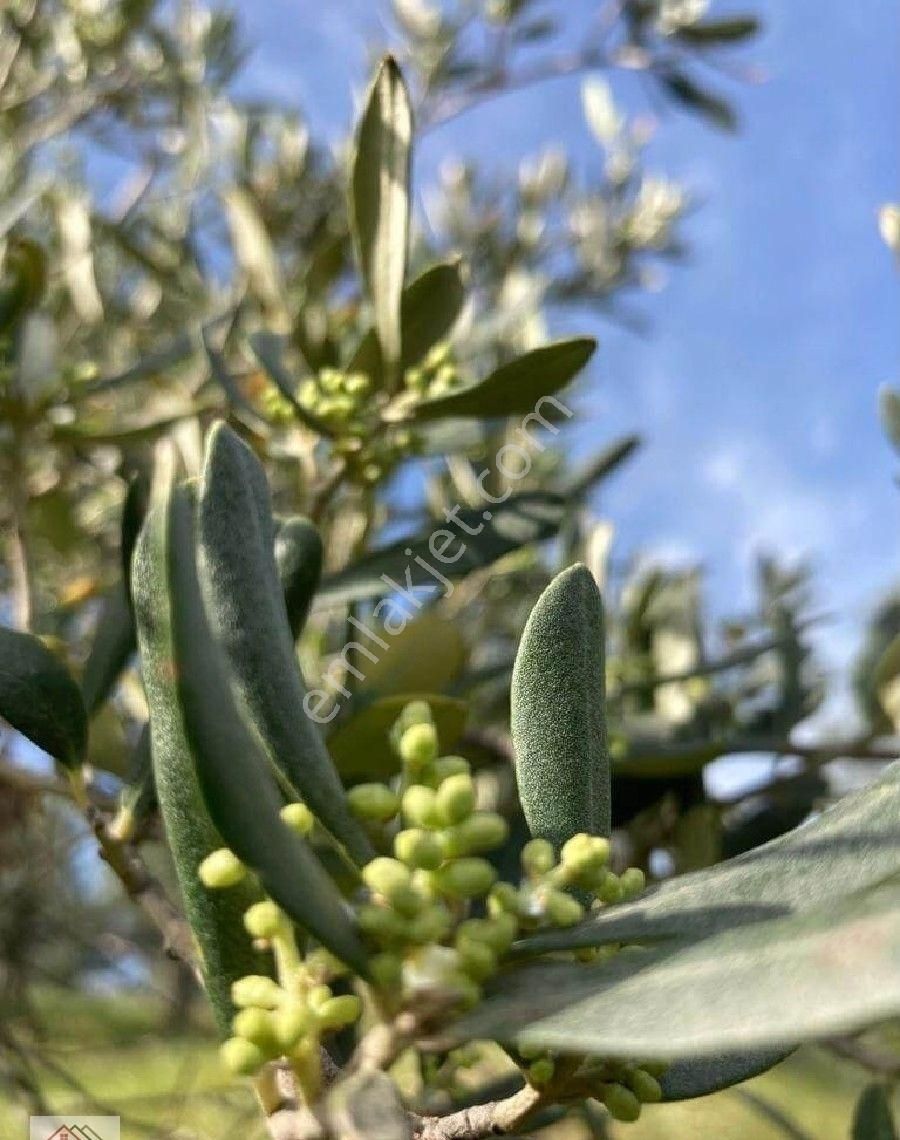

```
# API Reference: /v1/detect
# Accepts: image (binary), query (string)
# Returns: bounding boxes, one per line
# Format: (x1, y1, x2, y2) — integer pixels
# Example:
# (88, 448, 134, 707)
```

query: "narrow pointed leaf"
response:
(452, 878, 900, 1058)
(515, 761, 900, 956)
(409, 338, 595, 420)
(512, 564, 610, 847)
(674, 16, 760, 44)
(318, 492, 567, 607)
(659, 1049, 794, 1102)
(853, 1084, 897, 1140)
(80, 583, 136, 717)
(132, 492, 266, 1032)
(567, 434, 641, 498)
(659, 71, 737, 131)
(351, 57, 412, 374)
(275, 516, 324, 640)
(348, 260, 466, 383)
(165, 481, 370, 973)
(198, 422, 373, 866)
(0, 627, 86, 767)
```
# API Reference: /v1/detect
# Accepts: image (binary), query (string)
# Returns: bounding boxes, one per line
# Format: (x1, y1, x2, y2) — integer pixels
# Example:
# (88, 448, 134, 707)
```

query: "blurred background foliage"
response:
(0, 0, 897, 1136)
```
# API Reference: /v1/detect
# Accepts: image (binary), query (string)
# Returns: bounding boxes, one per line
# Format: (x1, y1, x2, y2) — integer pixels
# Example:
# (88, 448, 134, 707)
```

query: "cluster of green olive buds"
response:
(516, 1043, 666, 1122)
(404, 341, 464, 398)
(347, 706, 516, 1011)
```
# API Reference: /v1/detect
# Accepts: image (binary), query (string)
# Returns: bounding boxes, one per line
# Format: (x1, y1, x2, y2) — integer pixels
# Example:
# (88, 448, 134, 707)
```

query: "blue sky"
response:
(240, 2, 898, 730)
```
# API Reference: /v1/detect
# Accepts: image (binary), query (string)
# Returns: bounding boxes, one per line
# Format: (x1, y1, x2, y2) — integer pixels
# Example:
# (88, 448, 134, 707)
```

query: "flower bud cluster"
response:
(586, 1058, 667, 1122)
(403, 341, 464, 398)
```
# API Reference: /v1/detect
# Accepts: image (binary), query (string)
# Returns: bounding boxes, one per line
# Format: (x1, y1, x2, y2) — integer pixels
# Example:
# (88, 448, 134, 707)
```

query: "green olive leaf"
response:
(275, 515, 324, 640)
(511, 563, 610, 847)
(0, 627, 87, 768)
(198, 422, 373, 866)
(852, 1083, 898, 1140)
(350, 56, 412, 378)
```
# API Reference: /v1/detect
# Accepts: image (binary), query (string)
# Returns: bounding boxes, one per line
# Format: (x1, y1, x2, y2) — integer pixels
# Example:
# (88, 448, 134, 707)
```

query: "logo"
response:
(30, 1118, 120, 1140)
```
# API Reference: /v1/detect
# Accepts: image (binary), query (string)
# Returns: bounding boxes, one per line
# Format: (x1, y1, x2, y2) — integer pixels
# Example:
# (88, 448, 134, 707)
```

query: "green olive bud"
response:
(521, 838, 555, 878)
(348, 783, 400, 822)
(448, 812, 509, 855)
(619, 866, 646, 900)
(243, 901, 285, 940)
(544, 889, 584, 928)
(406, 902, 453, 944)
(395, 828, 445, 870)
(628, 1069, 663, 1104)
(345, 372, 371, 396)
(316, 994, 362, 1030)
(307, 983, 332, 1010)
(601, 1083, 642, 1122)
(198, 848, 246, 889)
(305, 948, 349, 980)
(274, 1001, 313, 1048)
(595, 871, 623, 905)
(232, 1007, 279, 1051)
(456, 937, 497, 982)
(402, 784, 442, 829)
(231, 975, 283, 1009)
(399, 722, 439, 768)
(298, 380, 318, 407)
(435, 858, 497, 900)
(560, 833, 610, 877)
(357, 902, 408, 943)
(281, 802, 315, 836)
(433, 756, 471, 782)
(488, 881, 522, 917)
(220, 1036, 265, 1075)
(527, 1058, 555, 1086)
(451, 973, 482, 1010)
(458, 913, 517, 954)
(362, 857, 411, 897)
(370, 953, 402, 989)
(640, 1060, 669, 1078)
(435, 773, 476, 824)
(319, 368, 343, 394)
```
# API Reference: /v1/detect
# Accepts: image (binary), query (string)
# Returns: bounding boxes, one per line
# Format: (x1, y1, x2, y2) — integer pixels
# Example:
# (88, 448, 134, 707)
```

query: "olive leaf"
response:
(350, 56, 412, 378)
(511, 564, 611, 847)
(566, 434, 641, 498)
(852, 1083, 897, 1140)
(452, 877, 900, 1060)
(161, 478, 370, 973)
(275, 515, 324, 640)
(673, 16, 760, 44)
(197, 422, 373, 866)
(132, 487, 265, 1033)
(658, 71, 737, 132)
(0, 627, 87, 768)
(408, 338, 596, 421)
(80, 583, 135, 717)
(318, 491, 567, 608)
(328, 1071, 412, 1140)
(248, 330, 333, 436)
(348, 259, 466, 383)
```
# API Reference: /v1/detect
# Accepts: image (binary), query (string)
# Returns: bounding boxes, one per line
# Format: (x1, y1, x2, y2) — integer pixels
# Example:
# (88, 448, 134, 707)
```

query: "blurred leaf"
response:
(878, 385, 900, 455)
(660, 1049, 794, 1102)
(275, 515, 324, 640)
(674, 17, 760, 44)
(360, 611, 467, 698)
(198, 423, 372, 865)
(566, 434, 641, 498)
(328, 694, 467, 781)
(351, 56, 412, 376)
(221, 186, 284, 312)
(318, 491, 567, 607)
(164, 479, 370, 972)
(454, 877, 900, 1059)
(84, 315, 230, 394)
(852, 1084, 897, 1140)
(512, 565, 610, 847)
(348, 259, 466, 382)
(659, 71, 737, 131)
(57, 191, 103, 324)
(0, 627, 87, 768)
(248, 330, 333, 436)
(80, 584, 135, 718)
(516, 760, 900, 955)
(409, 338, 596, 420)
(328, 1070, 412, 1140)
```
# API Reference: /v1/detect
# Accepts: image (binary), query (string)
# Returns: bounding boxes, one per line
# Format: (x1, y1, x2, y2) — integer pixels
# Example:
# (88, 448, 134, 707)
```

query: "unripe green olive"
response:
(595, 871, 623, 905)
(406, 903, 453, 944)
(402, 784, 442, 829)
(395, 828, 445, 870)
(560, 833, 610, 877)
(545, 889, 584, 928)
(281, 802, 315, 836)
(601, 1083, 642, 1122)
(435, 857, 497, 900)
(521, 838, 555, 878)
(316, 994, 362, 1030)
(198, 847, 246, 889)
(243, 900, 285, 940)
(433, 756, 471, 782)
(628, 1068, 663, 1104)
(363, 857, 411, 897)
(370, 952, 402, 989)
(220, 1036, 265, 1075)
(435, 773, 476, 824)
(488, 881, 522, 916)
(348, 783, 400, 822)
(399, 722, 439, 768)
(456, 936, 497, 982)
(527, 1058, 555, 1086)
(231, 975, 283, 1009)
(357, 902, 408, 942)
